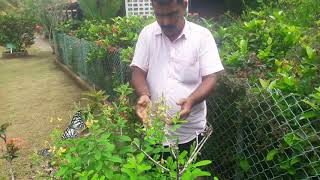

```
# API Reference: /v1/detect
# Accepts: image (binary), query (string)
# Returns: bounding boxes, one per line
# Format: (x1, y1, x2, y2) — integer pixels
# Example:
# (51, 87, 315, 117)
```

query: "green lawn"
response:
(0, 45, 85, 179)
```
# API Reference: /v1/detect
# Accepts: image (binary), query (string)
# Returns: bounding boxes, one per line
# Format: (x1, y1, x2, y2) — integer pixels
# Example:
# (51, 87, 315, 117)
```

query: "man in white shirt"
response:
(130, 0, 224, 152)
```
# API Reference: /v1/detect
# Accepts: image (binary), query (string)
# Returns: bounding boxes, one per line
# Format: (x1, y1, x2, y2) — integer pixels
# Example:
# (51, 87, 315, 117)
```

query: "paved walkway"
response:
(0, 36, 85, 179)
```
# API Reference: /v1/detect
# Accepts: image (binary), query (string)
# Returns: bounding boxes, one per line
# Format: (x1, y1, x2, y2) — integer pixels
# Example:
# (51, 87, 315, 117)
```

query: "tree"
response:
(19, 0, 66, 49)
(0, 0, 21, 14)
(79, 0, 122, 20)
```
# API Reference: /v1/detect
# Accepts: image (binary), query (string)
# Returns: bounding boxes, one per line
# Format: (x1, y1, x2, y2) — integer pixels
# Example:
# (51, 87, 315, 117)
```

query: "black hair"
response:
(151, 0, 184, 5)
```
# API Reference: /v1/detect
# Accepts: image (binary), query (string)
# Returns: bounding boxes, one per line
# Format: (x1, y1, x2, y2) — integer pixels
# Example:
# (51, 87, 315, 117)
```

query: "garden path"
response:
(0, 35, 85, 179)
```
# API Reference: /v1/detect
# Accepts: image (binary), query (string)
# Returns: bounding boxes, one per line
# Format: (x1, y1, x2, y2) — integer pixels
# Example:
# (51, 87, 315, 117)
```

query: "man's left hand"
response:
(177, 98, 194, 119)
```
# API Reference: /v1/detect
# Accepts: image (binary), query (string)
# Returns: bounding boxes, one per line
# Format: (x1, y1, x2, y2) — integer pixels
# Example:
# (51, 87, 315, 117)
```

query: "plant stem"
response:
(180, 125, 213, 175)
(9, 161, 15, 180)
(0, 134, 6, 143)
(133, 141, 170, 172)
(176, 146, 180, 180)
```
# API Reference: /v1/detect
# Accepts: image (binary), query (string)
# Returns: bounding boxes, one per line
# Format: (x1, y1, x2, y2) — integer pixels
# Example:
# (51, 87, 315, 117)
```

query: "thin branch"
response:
(9, 161, 15, 180)
(0, 134, 7, 143)
(176, 145, 180, 180)
(133, 141, 170, 172)
(179, 125, 213, 175)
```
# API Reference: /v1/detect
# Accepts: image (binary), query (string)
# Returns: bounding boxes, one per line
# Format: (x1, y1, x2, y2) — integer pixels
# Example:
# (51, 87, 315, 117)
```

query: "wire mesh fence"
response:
(52, 32, 320, 179)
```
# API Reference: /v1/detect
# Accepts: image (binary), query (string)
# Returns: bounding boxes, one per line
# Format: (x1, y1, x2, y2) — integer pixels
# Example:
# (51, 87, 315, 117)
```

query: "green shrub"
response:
(0, 15, 35, 52)
(79, 0, 122, 20)
(214, 0, 320, 96)
(56, 16, 154, 64)
(47, 84, 214, 179)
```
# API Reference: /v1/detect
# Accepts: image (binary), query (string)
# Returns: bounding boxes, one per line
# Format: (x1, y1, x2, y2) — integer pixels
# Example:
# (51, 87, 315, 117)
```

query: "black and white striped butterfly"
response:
(69, 111, 86, 130)
(37, 148, 53, 158)
(61, 111, 86, 140)
(61, 127, 79, 140)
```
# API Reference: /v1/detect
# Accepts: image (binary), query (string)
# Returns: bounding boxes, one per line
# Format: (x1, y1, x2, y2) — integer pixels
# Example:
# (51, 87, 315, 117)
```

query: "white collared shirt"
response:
(130, 20, 224, 145)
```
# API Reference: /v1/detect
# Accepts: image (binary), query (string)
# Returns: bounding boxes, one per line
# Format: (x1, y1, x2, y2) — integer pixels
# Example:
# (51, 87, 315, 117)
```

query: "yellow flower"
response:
(85, 119, 98, 128)
(49, 118, 54, 123)
(86, 121, 93, 128)
(57, 147, 67, 156)
(57, 117, 62, 122)
(103, 106, 113, 117)
(48, 146, 56, 153)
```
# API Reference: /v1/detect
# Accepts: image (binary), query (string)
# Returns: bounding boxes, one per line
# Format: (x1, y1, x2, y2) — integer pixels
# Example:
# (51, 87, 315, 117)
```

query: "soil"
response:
(0, 35, 85, 179)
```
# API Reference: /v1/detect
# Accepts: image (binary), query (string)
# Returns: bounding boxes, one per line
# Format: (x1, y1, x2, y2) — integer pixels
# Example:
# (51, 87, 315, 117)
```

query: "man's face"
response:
(152, 1, 187, 39)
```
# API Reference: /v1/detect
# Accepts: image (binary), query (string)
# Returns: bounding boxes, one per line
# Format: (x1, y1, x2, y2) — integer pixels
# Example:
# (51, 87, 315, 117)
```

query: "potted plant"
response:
(0, 15, 36, 58)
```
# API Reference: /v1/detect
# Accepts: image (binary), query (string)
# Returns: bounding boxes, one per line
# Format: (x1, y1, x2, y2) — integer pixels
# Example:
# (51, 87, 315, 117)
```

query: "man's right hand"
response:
(136, 95, 151, 123)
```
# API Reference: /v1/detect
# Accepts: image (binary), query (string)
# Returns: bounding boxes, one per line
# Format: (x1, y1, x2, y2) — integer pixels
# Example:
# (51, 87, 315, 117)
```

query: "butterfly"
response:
(61, 111, 87, 139)
(69, 111, 86, 130)
(37, 148, 53, 158)
(61, 127, 79, 139)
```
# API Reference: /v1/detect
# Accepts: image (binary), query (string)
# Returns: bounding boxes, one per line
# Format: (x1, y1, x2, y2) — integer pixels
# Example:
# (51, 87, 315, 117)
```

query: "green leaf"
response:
(284, 133, 302, 146)
(121, 168, 137, 179)
(136, 153, 144, 163)
(259, 79, 270, 89)
(118, 135, 132, 142)
(178, 150, 188, 163)
(107, 155, 122, 163)
(191, 168, 211, 177)
(96, 161, 103, 171)
(266, 149, 278, 161)
(92, 174, 99, 180)
(104, 169, 114, 179)
(100, 133, 111, 140)
(290, 157, 300, 165)
(181, 171, 192, 180)
(239, 39, 248, 53)
(300, 111, 320, 119)
(280, 160, 290, 170)
(193, 160, 212, 168)
(268, 80, 277, 90)
(106, 143, 115, 153)
(119, 146, 135, 154)
(283, 76, 296, 87)
(95, 151, 101, 160)
(239, 159, 250, 172)
(305, 45, 316, 60)
(55, 167, 68, 177)
(287, 168, 296, 175)
(137, 164, 151, 174)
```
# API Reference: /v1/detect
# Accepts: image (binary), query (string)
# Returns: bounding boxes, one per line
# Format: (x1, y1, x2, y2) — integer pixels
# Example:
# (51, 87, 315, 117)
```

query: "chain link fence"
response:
(52, 32, 320, 179)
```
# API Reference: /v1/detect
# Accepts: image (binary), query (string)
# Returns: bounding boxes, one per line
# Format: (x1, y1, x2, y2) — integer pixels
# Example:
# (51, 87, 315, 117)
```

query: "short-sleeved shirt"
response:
(130, 20, 224, 145)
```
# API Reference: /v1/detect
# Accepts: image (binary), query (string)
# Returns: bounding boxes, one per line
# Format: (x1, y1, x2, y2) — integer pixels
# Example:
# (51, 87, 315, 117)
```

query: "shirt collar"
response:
(155, 18, 190, 40)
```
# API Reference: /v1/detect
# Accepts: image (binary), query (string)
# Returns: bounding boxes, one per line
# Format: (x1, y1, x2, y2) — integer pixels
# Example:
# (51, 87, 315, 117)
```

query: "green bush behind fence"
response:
(52, 31, 320, 180)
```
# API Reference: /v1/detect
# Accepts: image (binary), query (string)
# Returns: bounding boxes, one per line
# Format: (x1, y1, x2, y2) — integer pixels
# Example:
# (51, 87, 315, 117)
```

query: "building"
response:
(125, 0, 226, 18)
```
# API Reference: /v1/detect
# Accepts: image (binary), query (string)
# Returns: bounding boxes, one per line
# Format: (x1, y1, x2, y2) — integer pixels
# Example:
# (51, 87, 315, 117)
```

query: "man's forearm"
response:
(188, 74, 218, 106)
(131, 66, 150, 97)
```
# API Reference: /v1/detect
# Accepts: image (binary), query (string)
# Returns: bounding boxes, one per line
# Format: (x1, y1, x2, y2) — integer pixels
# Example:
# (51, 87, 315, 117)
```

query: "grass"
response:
(0, 44, 85, 179)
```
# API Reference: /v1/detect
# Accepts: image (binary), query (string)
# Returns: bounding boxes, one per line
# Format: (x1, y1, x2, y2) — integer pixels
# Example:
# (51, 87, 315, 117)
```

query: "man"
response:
(130, 0, 224, 152)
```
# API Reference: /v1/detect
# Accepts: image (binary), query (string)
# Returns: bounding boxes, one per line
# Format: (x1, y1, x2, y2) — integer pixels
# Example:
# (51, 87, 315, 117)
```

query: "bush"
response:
(79, 0, 122, 20)
(0, 15, 36, 52)
(214, 0, 320, 96)
(56, 16, 154, 64)
(46, 84, 214, 179)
